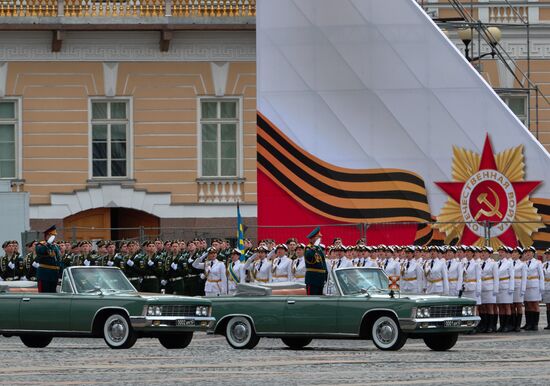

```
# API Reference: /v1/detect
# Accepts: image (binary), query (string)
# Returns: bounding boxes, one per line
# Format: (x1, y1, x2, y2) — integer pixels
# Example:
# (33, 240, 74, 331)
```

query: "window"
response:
(199, 99, 240, 177)
(0, 101, 17, 179)
(91, 100, 129, 178)
(500, 95, 527, 125)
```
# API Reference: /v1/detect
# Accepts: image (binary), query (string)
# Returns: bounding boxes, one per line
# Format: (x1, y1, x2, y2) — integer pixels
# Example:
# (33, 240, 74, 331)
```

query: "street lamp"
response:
(458, 26, 502, 62)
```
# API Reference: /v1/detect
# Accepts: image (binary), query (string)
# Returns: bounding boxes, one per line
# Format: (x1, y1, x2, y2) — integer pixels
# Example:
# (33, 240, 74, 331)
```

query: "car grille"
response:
(429, 305, 462, 317)
(161, 305, 197, 317)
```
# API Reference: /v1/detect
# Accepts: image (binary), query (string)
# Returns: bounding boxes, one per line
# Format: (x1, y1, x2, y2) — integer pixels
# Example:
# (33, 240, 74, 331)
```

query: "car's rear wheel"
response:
(159, 332, 193, 349)
(281, 337, 313, 350)
(225, 316, 260, 349)
(423, 333, 459, 351)
(371, 315, 407, 351)
(103, 313, 137, 349)
(20, 335, 52, 348)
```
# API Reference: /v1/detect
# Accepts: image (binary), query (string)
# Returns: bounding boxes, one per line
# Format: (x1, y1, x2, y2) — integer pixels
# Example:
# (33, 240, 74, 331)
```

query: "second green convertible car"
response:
(0, 266, 215, 349)
(208, 267, 480, 351)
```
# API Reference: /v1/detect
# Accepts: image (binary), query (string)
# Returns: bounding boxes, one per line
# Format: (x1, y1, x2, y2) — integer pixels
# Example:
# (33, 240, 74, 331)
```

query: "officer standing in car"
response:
(35, 225, 62, 293)
(305, 227, 327, 295)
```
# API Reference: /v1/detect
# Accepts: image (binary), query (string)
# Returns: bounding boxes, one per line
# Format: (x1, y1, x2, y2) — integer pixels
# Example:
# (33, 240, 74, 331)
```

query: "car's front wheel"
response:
(281, 337, 313, 350)
(103, 313, 137, 349)
(159, 332, 193, 349)
(423, 333, 459, 351)
(371, 315, 407, 351)
(20, 335, 52, 348)
(225, 316, 260, 349)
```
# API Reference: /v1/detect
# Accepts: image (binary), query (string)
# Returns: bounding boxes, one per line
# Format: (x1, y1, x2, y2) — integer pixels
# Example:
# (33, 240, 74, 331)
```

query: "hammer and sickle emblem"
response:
(474, 187, 503, 220)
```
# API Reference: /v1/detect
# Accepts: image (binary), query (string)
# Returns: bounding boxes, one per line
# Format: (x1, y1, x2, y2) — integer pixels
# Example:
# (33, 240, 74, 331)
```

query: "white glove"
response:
(21, 276, 28, 281)
(200, 273, 206, 280)
(126, 259, 134, 267)
(32, 261, 40, 269)
(147, 260, 154, 267)
(8, 262, 15, 270)
(107, 261, 114, 266)
(171, 262, 178, 271)
(84, 259, 91, 266)
(161, 280, 167, 286)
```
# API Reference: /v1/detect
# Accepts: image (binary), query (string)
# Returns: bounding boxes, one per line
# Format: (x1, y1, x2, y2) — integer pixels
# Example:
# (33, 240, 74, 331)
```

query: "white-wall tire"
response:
(103, 313, 137, 349)
(371, 315, 407, 351)
(225, 316, 260, 349)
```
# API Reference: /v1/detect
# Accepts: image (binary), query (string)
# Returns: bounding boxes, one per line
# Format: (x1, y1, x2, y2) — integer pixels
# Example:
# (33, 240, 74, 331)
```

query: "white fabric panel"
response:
(257, 0, 550, 213)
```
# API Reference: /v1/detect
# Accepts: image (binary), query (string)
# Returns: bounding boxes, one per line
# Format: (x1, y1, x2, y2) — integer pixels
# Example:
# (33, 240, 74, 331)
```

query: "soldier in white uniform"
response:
(462, 247, 481, 307)
(479, 247, 499, 333)
(542, 249, 550, 330)
(522, 247, 544, 330)
(192, 247, 227, 296)
(423, 252, 449, 295)
(400, 246, 423, 294)
(244, 246, 272, 284)
(324, 246, 337, 295)
(227, 249, 246, 295)
(511, 247, 527, 332)
(383, 247, 401, 290)
(496, 246, 515, 332)
(271, 244, 292, 282)
(361, 246, 379, 268)
(334, 246, 354, 269)
(445, 246, 464, 296)
(291, 244, 306, 283)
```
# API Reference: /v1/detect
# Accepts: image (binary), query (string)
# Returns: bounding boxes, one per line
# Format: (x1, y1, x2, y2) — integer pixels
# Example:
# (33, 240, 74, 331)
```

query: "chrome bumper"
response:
(399, 316, 480, 332)
(130, 316, 216, 330)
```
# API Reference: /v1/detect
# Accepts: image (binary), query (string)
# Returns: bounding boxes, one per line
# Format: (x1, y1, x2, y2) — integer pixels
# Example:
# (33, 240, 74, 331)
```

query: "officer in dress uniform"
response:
(423, 248, 449, 295)
(227, 249, 245, 295)
(193, 247, 227, 296)
(165, 241, 186, 295)
(462, 246, 482, 313)
(383, 247, 401, 290)
(244, 246, 272, 284)
(0, 240, 25, 282)
(445, 247, 464, 296)
(362, 246, 379, 268)
(542, 249, 550, 330)
(496, 246, 515, 332)
(272, 244, 292, 282)
(35, 225, 62, 293)
(479, 247, 499, 333)
(523, 246, 544, 330)
(304, 227, 328, 295)
(400, 246, 424, 294)
(334, 246, 354, 269)
(511, 247, 527, 332)
(291, 244, 307, 283)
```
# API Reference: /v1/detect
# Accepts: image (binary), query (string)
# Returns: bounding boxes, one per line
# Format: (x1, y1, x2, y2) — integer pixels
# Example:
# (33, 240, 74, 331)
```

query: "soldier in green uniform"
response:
(101, 241, 117, 267)
(124, 240, 142, 290)
(183, 241, 204, 296)
(164, 241, 187, 295)
(112, 241, 126, 271)
(23, 240, 39, 281)
(139, 240, 163, 293)
(304, 227, 328, 296)
(60, 240, 73, 269)
(1, 240, 25, 281)
(79, 241, 95, 266)
(35, 225, 62, 293)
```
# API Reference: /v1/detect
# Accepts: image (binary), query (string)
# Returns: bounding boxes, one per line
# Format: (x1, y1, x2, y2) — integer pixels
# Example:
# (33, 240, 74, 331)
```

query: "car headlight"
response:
(462, 306, 473, 316)
(415, 307, 430, 318)
(194, 306, 209, 317)
(148, 306, 162, 316)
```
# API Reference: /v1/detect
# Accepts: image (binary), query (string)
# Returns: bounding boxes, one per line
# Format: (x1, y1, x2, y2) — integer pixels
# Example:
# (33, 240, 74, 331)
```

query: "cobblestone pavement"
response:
(1, 327, 550, 386)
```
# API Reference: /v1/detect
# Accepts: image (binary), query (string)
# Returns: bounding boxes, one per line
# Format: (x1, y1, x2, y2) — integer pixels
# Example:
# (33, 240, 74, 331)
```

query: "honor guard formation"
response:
(2, 225, 550, 332)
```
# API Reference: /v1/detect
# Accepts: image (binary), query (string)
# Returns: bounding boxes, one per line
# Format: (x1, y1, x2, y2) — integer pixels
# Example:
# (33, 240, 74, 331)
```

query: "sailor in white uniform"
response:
(511, 247, 527, 332)
(192, 247, 227, 296)
(271, 244, 293, 282)
(227, 249, 246, 295)
(522, 247, 544, 330)
(291, 243, 307, 283)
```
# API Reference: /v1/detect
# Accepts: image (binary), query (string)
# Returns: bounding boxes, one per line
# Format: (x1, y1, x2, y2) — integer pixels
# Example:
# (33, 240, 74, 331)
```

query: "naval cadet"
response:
(35, 225, 62, 293)
(304, 227, 328, 295)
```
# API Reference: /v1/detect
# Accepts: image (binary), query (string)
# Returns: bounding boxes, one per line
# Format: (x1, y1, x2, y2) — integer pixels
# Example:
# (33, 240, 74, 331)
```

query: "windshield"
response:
(71, 268, 136, 293)
(335, 268, 389, 295)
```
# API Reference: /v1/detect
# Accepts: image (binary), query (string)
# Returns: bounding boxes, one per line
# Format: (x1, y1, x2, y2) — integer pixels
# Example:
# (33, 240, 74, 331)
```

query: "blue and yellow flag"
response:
(237, 202, 245, 260)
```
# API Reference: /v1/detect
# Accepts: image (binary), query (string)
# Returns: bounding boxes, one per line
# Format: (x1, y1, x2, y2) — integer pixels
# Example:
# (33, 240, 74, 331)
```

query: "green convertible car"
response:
(208, 267, 480, 351)
(0, 266, 215, 349)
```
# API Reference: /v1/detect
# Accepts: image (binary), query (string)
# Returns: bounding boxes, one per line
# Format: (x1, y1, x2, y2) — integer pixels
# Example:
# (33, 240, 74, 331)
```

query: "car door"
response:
(19, 293, 73, 331)
(284, 296, 338, 334)
(0, 294, 23, 330)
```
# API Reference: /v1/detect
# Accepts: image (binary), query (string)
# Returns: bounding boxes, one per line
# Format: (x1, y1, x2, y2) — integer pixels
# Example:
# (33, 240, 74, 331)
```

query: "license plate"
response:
(444, 320, 462, 327)
(176, 319, 195, 327)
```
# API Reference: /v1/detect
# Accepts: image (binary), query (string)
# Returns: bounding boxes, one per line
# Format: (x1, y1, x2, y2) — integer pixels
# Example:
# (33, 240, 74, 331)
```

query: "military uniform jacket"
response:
(272, 255, 292, 281)
(497, 258, 515, 293)
(400, 259, 424, 293)
(334, 256, 354, 270)
(124, 253, 141, 278)
(35, 241, 61, 282)
(192, 259, 227, 295)
(292, 257, 306, 281)
(23, 252, 38, 280)
(382, 258, 401, 277)
(463, 260, 481, 293)
(304, 244, 327, 287)
(446, 259, 464, 296)
(480, 259, 499, 293)
(361, 257, 379, 268)
(525, 258, 544, 290)
(0, 254, 25, 281)
(227, 260, 245, 293)
(252, 258, 272, 283)
(139, 254, 164, 279)
(424, 258, 449, 294)
(513, 260, 527, 295)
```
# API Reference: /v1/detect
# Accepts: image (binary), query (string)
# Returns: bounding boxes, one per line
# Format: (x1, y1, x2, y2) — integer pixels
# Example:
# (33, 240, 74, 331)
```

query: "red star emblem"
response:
(436, 135, 541, 247)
